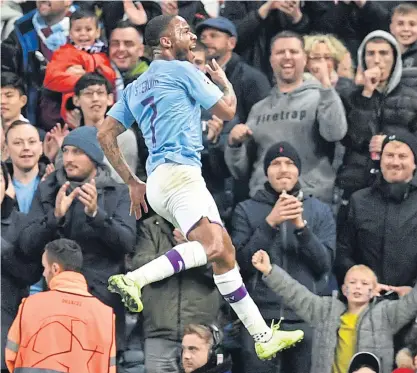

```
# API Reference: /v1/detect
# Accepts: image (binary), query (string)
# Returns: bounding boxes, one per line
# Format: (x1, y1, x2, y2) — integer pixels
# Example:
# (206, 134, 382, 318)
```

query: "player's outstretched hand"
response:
(206, 58, 229, 88)
(128, 177, 148, 220)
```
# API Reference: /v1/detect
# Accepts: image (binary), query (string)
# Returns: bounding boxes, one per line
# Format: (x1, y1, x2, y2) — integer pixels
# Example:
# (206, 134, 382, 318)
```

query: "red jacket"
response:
(43, 43, 116, 123)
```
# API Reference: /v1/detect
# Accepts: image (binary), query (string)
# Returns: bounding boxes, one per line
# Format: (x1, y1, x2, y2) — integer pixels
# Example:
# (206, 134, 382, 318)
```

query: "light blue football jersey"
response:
(107, 59, 223, 175)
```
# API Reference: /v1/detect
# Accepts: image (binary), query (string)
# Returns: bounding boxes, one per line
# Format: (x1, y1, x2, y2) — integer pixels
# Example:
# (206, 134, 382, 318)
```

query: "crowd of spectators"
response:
(1, 1, 417, 373)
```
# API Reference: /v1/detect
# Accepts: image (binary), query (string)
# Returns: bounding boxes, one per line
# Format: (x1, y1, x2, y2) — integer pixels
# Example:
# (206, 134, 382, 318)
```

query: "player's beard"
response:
(175, 49, 190, 62)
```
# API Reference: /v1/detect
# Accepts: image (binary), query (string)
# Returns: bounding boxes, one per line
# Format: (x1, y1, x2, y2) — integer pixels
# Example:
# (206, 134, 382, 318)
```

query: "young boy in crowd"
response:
(252, 250, 417, 373)
(1, 72, 28, 130)
(390, 3, 417, 67)
(43, 9, 115, 125)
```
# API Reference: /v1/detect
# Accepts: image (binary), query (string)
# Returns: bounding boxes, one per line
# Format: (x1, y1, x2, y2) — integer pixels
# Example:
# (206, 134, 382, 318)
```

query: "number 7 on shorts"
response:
(141, 96, 158, 147)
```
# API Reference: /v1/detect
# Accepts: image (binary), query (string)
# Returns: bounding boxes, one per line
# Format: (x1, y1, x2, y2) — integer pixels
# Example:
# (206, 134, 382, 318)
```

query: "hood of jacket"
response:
(263, 78, 327, 112)
(357, 30, 403, 94)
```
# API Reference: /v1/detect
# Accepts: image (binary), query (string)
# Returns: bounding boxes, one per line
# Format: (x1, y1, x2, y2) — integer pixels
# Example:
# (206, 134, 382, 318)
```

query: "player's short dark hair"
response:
(5, 120, 38, 142)
(271, 30, 305, 50)
(70, 9, 99, 28)
(1, 72, 26, 96)
(75, 73, 112, 96)
(45, 239, 83, 272)
(145, 14, 176, 47)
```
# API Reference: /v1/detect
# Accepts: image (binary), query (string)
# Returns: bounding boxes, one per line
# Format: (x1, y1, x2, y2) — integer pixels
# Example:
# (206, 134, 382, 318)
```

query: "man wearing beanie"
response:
(336, 30, 417, 218)
(335, 128, 417, 288)
(231, 141, 336, 373)
(19, 126, 136, 364)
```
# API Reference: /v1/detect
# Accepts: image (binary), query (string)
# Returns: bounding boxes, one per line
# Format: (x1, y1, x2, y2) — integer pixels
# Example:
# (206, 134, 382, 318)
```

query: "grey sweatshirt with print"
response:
(225, 80, 347, 203)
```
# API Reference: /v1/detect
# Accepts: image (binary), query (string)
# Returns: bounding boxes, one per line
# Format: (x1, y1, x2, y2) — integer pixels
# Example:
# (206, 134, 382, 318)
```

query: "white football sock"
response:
(126, 241, 207, 288)
(213, 265, 272, 343)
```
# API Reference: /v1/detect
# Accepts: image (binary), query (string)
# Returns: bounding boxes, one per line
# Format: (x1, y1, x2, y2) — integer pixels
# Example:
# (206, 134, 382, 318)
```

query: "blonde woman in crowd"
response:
(304, 33, 355, 95)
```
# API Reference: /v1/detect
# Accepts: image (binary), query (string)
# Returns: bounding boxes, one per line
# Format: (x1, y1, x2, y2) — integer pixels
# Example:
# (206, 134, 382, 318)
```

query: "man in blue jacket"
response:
(231, 141, 336, 373)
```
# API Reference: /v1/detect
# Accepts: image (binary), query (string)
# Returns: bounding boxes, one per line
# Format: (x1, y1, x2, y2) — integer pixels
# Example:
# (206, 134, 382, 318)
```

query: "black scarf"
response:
(374, 175, 412, 203)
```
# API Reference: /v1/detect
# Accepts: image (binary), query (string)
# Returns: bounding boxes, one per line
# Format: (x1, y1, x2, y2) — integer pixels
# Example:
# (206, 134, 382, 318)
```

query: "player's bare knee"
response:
(205, 239, 225, 262)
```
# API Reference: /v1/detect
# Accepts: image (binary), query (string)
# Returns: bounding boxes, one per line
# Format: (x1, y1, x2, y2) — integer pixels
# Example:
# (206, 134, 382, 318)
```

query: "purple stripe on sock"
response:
(223, 285, 248, 304)
(165, 249, 186, 273)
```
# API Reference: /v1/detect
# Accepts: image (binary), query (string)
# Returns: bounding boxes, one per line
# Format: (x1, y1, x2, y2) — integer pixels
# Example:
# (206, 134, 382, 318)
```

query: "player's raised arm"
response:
(97, 116, 148, 219)
(206, 59, 237, 121)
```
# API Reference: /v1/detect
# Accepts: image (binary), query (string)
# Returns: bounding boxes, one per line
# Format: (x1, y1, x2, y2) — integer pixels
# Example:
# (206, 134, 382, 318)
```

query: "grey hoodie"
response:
(225, 80, 347, 203)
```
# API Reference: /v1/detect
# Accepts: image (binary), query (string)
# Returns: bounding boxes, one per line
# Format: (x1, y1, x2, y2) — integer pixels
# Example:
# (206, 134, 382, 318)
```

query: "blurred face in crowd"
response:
(109, 27, 145, 72)
(364, 40, 395, 84)
(270, 37, 307, 85)
(193, 50, 207, 73)
(199, 28, 236, 64)
(73, 84, 113, 125)
(182, 333, 210, 373)
(307, 41, 335, 77)
(390, 10, 417, 49)
(267, 156, 299, 193)
(36, 1, 71, 23)
(63, 145, 96, 182)
(6, 124, 42, 173)
(343, 267, 377, 307)
(70, 17, 100, 48)
(380, 141, 416, 183)
(0, 167, 6, 205)
(0, 86, 27, 126)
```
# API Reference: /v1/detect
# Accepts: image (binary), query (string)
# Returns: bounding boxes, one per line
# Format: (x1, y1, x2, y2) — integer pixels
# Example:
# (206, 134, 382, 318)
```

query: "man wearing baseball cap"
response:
(196, 16, 271, 124)
(231, 141, 335, 373)
(348, 352, 381, 373)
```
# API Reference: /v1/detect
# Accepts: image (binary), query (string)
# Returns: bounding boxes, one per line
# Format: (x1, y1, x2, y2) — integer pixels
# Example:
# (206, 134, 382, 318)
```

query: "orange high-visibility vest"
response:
(6, 272, 116, 373)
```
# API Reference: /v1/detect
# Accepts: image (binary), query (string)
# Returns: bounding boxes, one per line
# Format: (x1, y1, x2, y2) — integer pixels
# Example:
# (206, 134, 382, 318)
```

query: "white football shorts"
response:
(146, 163, 223, 237)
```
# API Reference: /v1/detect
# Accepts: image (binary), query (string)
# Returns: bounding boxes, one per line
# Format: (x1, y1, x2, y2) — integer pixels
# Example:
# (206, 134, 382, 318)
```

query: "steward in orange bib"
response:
(6, 238, 116, 373)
